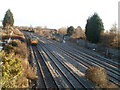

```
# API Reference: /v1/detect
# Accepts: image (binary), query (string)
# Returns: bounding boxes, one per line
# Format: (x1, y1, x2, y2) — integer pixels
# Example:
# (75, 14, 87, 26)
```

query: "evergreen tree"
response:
(67, 26, 74, 36)
(85, 13, 104, 43)
(2, 9, 14, 27)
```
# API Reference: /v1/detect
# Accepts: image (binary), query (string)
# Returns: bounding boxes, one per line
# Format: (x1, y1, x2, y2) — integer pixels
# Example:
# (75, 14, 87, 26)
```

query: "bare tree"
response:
(71, 26, 85, 39)
(110, 23, 117, 34)
(58, 27, 67, 34)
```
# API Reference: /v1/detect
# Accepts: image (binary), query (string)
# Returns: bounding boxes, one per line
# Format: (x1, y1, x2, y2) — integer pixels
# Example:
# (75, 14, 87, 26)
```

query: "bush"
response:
(0, 51, 23, 88)
(85, 66, 118, 88)
(71, 26, 86, 39)
(58, 27, 67, 34)
(85, 66, 108, 88)
(67, 26, 74, 36)
(51, 36, 61, 42)
(3, 45, 14, 53)
(54, 38, 60, 42)
(21, 60, 38, 80)
(0, 39, 37, 88)
(10, 41, 18, 46)
(14, 40, 28, 58)
(100, 33, 120, 49)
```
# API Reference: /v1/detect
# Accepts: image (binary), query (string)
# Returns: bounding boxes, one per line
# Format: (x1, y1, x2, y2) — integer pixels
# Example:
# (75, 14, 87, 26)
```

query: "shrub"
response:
(16, 76, 28, 88)
(51, 36, 61, 42)
(85, 66, 118, 88)
(10, 41, 18, 46)
(85, 66, 108, 88)
(67, 26, 74, 36)
(0, 39, 37, 88)
(14, 41, 28, 58)
(3, 45, 14, 53)
(71, 26, 86, 39)
(1, 52, 23, 88)
(21, 60, 38, 80)
(54, 38, 60, 42)
(58, 27, 67, 34)
(100, 32, 120, 49)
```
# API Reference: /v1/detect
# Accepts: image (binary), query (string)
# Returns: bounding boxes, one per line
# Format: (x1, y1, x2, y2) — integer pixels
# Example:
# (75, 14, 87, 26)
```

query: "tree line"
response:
(2, 9, 116, 44)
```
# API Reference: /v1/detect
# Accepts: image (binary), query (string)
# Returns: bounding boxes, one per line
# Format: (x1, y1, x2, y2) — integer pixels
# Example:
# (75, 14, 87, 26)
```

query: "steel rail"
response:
(48, 41, 120, 87)
(37, 37, 120, 87)
(36, 45, 75, 88)
(38, 41, 95, 89)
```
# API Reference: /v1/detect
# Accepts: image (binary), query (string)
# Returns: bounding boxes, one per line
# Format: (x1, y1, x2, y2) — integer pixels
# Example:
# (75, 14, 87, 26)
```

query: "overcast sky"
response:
(0, 0, 119, 30)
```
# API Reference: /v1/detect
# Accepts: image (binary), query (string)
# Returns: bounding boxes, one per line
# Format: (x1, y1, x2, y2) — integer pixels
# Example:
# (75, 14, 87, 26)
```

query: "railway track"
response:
(23, 32, 48, 88)
(23, 32, 58, 88)
(64, 42, 120, 68)
(36, 45, 76, 88)
(41, 36, 119, 72)
(67, 41, 120, 66)
(50, 38, 120, 68)
(24, 32, 95, 89)
(49, 42, 120, 76)
(49, 43, 120, 86)
(30, 46, 46, 88)
(32, 46, 58, 88)
(37, 42, 95, 89)
(23, 32, 120, 88)
(37, 36, 120, 87)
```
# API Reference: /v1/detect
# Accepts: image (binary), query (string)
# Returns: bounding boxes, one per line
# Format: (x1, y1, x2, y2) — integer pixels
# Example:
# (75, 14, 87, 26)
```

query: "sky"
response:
(0, 0, 119, 30)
